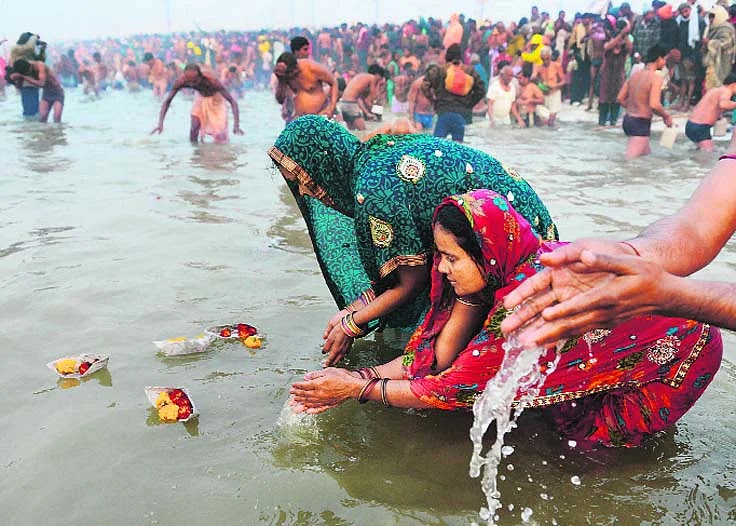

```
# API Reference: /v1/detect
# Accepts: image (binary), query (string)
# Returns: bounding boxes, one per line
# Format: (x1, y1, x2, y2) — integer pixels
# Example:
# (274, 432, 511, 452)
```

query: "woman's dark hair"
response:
(434, 204, 484, 268)
(276, 52, 298, 75)
(12, 59, 31, 76)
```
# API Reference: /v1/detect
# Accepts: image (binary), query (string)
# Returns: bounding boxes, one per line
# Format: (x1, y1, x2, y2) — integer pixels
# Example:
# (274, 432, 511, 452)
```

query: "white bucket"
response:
(714, 118, 729, 137)
(659, 125, 679, 149)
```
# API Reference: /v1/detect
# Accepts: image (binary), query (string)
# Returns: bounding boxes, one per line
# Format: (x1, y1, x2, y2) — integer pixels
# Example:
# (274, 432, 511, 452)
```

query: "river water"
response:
(1, 89, 734, 525)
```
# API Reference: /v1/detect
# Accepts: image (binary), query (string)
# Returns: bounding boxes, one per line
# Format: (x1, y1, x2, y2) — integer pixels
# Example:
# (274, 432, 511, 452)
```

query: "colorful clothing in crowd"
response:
(402, 189, 722, 447)
(268, 115, 557, 330)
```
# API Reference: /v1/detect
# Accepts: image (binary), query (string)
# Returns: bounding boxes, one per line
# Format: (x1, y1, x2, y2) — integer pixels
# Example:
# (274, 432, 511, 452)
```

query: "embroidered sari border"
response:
(267, 146, 335, 207)
(378, 253, 429, 278)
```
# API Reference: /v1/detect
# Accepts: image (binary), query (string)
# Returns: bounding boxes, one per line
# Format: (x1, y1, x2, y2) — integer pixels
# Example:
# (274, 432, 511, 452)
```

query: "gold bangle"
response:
(380, 378, 390, 407)
(369, 365, 381, 379)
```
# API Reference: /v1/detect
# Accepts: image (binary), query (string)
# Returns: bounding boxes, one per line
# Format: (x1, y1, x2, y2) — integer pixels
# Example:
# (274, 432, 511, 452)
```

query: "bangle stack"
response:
(346, 289, 377, 313)
(357, 377, 380, 404)
(355, 365, 382, 379)
(340, 311, 367, 338)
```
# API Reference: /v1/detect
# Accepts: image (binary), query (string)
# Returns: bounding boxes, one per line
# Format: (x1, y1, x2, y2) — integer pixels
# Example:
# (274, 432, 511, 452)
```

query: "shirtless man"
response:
(407, 74, 435, 131)
(10, 58, 65, 122)
(145, 52, 168, 98)
(339, 64, 385, 131)
(390, 65, 414, 114)
(151, 64, 243, 143)
(273, 52, 338, 120)
(533, 47, 565, 127)
(122, 60, 140, 92)
(617, 45, 673, 159)
(92, 52, 108, 91)
(516, 66, 547, 127)
(685, 73, 736, 151)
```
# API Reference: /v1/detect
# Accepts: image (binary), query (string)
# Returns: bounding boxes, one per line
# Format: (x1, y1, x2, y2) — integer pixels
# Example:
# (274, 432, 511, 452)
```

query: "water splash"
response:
(275, 397, 321, 445)
(468, 334, 561, 525)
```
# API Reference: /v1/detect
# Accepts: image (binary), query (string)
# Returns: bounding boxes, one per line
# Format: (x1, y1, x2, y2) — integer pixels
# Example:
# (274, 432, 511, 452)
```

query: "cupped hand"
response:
(290, 367, 360, 410)
(502, 247, 671, 347)
(322, 324, 354, 367)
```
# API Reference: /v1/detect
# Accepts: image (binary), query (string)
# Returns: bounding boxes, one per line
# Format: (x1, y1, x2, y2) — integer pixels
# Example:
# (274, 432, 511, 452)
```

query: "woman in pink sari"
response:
(291, 189, 722, 447)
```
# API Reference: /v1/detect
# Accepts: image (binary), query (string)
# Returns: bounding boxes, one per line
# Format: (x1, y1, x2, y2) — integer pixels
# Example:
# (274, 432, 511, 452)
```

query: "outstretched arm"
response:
(220, 87, 243, 134)
(151, 82, 181, 134)
(322, 264, 430, 366)
(290, 365, 435, 414)
(501, 134, 736, 345)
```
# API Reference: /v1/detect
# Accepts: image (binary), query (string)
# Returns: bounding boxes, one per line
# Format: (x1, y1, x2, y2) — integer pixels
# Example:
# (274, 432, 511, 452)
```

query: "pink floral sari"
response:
(401, 190, 722, 447)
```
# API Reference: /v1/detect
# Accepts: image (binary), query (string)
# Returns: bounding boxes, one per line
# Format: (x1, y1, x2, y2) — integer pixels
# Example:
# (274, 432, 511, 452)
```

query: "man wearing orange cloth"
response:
(151, 64, 243, 143)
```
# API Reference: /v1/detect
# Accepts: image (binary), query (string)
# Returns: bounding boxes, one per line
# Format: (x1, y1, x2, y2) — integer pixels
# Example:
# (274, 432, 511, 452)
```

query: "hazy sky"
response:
(3, 0, 605, 41)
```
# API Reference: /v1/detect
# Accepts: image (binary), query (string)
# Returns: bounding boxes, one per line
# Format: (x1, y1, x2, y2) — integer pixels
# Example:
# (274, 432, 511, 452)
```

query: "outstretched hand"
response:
(501, 239, 671, 347)
(290, 367, 360, 413)
(362, 117, 418, 142)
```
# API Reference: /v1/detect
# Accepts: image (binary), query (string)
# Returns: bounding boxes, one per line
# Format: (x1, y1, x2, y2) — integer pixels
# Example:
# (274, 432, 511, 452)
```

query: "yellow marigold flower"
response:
(158, 404, 180, 422)
(155, 391, 172, 409)
(55, 359, 77, 375)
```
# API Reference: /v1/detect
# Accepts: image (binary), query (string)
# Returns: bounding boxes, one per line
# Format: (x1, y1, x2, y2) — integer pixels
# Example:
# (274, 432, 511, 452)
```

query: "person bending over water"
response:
(268, 115, 557, 366)
(685, 73, 736, 152)
(617, 45, 673, 159)
(151, 64, 243, 144)
(290, 190, 722, 448)
(10, 58, 65, 123)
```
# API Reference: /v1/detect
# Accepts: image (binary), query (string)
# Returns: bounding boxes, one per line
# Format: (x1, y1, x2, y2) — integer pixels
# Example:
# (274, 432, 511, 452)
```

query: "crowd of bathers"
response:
(2, 2, 736, 130)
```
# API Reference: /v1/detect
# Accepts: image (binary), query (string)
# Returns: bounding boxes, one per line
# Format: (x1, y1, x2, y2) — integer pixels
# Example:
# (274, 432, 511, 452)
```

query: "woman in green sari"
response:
(268, 115, 557, 365)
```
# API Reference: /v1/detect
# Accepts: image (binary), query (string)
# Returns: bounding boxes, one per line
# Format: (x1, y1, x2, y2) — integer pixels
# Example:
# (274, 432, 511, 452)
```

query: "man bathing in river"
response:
(151, 64, 243, 143)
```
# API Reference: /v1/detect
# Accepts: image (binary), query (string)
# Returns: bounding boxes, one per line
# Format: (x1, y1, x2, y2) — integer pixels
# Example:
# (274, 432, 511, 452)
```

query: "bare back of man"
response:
(618, 62, 671, 159)
(341, 72, 378, 130)
(152, 65, 243, 143)
(686, 79, 736, 151)
(274, 54, 338, 121)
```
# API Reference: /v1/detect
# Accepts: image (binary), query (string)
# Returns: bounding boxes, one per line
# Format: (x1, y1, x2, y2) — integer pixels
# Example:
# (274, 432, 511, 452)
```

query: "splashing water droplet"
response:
(541, 460, 548, 465)
(521, 507, 533, 522)
(468, 333, 560, 524)
(559, 454, 566, 460)
(540, 493, 549, 500)
(568, 440, 577, 448)
(508, 504, 514, 512)
(571, 475, 581, 485)
(501, 445, 514, 456)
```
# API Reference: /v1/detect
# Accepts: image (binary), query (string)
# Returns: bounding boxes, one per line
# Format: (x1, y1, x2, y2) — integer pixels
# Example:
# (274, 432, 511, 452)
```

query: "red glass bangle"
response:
(718, 154, 736, 162)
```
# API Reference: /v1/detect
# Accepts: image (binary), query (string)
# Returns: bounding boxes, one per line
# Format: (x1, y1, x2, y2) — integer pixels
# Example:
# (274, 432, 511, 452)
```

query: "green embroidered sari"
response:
(268, 115, 557, 330)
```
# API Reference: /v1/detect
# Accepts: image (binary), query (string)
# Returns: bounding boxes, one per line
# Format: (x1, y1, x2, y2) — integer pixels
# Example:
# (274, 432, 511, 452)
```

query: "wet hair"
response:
(724, 72, 736, 85)
(290, 36, 309, 53)
(143, 52, 154, 62)
(434, 204, 484, 268)
(445, 43, 462, 63)
(337, 76, 346, 91)
(93, 52, 101, 61)
(644, 44, 667, 63)
(17, 32, 34, 45)
(184, 63, 202, 75)
(368, 64, 386, 77)
(12, 59, 31, 76)
(276, 52, 298, 75)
